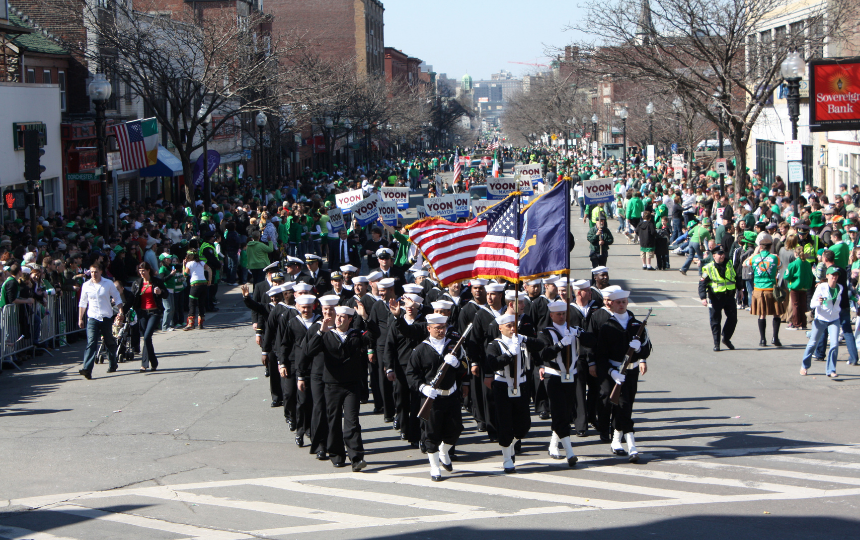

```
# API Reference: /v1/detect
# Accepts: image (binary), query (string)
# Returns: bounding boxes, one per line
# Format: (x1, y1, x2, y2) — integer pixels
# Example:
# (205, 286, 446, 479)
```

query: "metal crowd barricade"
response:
(0, 304, 34, 370)
(52, 292, 84, 347)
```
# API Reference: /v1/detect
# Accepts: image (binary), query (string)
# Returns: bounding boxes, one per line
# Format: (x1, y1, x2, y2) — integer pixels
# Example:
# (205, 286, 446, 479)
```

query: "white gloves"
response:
(444, 354, 459, 367)
(610, 369, 626, 385)
(570, 327, 583, 337)
(421, 385, 439, 399)
(508, 343, 521, 356)
(629, 339, 641, 352)
(560, 335, 573, 347)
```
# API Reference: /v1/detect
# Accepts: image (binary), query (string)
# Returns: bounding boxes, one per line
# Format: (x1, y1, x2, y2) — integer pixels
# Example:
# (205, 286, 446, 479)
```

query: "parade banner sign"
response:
(487, 177, 519, 200)
(810, 58, 860, 132)
(352, 193, 379, 226)
(381, 187, 409, 209)
(335, 189, 364, 212)
(583, 177, 615, 204)
(453, 193, 470, 219)
(472, 199, 492, 216)
(514, 164, 542, 195)
(378, 200, 398, 226)
(327, 208, 345, 232)
(672, 154, 685, 169)
(424, 195, 457, 219)
(416, 205, 427, 220)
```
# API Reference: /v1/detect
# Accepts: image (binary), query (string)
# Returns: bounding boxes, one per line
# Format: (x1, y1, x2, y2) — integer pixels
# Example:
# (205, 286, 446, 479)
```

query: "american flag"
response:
(113, 119, 154, 170)
(407, 218, 488, 287)
(452, 148, 462, 183)
(473, 194, 520, 283)
(487, 137, 499, 151)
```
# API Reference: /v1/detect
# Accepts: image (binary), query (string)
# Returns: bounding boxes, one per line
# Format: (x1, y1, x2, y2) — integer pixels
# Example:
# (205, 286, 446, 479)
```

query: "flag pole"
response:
(513, 191, 520, 394)
(564, 179, 572, 378)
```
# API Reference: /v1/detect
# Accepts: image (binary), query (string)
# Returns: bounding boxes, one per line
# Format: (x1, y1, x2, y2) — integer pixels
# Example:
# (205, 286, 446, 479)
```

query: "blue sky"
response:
(382, 0, 585, 81)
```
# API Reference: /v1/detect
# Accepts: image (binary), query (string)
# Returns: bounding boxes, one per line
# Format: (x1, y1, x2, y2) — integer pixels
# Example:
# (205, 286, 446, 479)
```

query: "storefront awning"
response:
(219, 152, 246, 164)
(139, 145, 183, 177)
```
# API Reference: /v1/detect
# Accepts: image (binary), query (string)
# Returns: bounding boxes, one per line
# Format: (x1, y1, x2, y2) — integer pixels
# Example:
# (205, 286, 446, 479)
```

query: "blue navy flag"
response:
(518, 180, 570, 281)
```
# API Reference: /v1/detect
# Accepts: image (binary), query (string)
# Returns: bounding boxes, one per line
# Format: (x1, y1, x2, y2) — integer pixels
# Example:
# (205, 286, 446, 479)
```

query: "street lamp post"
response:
(619, 107, 629, 180)
(87, 72, 112, 236)
(198, 107, 212, 210)
(591, 114, 598, 156)
(256, 112, 267, 194)
(646, 101, 654, 147)
(782, 50, 806, 217)
(712, 89, 725, 196)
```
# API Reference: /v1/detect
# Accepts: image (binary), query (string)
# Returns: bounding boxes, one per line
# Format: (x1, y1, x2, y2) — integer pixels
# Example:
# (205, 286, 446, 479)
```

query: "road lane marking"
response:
(0, 525, 78, 540)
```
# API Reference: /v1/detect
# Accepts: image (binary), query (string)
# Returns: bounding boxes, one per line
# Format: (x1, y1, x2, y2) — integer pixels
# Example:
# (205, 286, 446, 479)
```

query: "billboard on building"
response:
(809, 57, 860, 132)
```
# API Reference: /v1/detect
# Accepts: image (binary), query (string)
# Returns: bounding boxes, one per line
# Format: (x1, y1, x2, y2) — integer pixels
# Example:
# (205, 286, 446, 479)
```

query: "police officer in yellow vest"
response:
(698, 246, 738, 351)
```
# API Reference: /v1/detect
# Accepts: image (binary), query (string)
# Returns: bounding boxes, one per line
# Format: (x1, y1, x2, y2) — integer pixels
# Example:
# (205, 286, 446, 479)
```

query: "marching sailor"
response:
(406, 313, 467, 481)
(595, 288, 652, 462)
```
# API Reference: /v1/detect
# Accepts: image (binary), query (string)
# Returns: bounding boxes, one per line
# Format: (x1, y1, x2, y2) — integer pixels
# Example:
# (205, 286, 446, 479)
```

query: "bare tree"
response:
(565, 0, 858, 198)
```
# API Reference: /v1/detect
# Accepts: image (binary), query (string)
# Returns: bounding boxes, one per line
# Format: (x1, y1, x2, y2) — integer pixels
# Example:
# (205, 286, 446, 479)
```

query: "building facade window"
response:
(42, 69, 51, 84)
(26, 68, 35, 83)
(756, 139, 777, 186)
(58, 71, 66, 111)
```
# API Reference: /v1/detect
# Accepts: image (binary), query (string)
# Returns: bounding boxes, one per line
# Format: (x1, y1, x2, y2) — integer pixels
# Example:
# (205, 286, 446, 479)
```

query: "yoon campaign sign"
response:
(487, 178, 519, 200)
(335, 189, 364, 213)
(583, 177, 614, 204)
(424, 195, 457, 219)
(327, 208, 345, 232)
(378, 200, 398, 226)
(381, 187, 409, 209)
(810, 58, 860, 132)
(352, 193, 379, 226)
(453, 193, 470, 219)
(514, 164, 542, 195)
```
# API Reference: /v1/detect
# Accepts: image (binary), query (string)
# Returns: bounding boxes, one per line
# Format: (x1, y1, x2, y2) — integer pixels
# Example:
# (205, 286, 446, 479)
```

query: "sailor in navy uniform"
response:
(595, 288, 652, 462)
(406, 313, 467, 481)
(536, 300, 581, 467)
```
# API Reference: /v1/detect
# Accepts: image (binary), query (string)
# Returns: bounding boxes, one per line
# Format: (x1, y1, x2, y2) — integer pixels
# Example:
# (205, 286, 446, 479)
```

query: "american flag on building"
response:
(407, 217, 488, 287)
(112, 118, 158, 171)
(473, 193, 520, 283)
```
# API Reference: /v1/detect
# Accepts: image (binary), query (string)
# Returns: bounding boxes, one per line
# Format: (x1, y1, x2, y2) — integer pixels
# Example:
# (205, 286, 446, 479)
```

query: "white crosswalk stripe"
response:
(6, 446, 860, 539)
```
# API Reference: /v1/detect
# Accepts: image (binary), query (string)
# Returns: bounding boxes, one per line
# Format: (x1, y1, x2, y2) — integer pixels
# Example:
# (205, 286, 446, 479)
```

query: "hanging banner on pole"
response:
(352, 193, 379, 226)
(381, 187, 409, 209)
(327, 208, 345, 232)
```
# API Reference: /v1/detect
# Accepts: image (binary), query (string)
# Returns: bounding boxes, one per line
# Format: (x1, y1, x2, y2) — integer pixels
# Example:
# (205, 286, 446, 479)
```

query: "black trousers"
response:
(377, 356, 395, 419)
(268, 355, 283, 403)
(421, 393, 463, 454)
(532, 365, 549, 415)
(589, 252, 608, 268)
(470, 369, 486, 428)
(325, 382, 364, 464)
(575, 369, 603, 433)
(309, 374, 328, 454)
(546, 375, 577, 439)
(480, 369, 498, 437)
(709, 292, 738, 344)
(605, 368, 640, 434)
(368, 359, 382, 407)
(491, 380, 531, 447)
(393, 362, 420, 443)
(296, 373, 313, 438)
(281, 368, 297, 421)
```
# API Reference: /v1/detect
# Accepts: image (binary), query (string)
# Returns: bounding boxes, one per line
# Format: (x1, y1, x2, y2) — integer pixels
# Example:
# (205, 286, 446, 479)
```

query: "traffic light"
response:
(23, 129, 45, 181)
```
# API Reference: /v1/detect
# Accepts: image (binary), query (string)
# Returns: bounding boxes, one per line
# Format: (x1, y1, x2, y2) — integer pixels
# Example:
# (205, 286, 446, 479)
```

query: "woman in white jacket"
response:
(801, 267, 842, 378)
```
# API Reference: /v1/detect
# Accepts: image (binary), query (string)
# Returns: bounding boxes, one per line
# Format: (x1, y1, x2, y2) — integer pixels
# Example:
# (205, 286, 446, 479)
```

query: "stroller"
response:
(97, 309, 136, 364)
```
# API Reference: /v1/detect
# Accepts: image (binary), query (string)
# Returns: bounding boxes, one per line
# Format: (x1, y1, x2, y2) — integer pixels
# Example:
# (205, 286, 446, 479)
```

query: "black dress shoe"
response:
(599, 432, 611, 443)
(612, 447, 628, 456)
(400, 433, 408, 440)
(504, 466, 516, 474)
(576, 430, 587, 437)
(271, 400, 283, 408)
(332, 461, 348, 468)
(440, 461, 453, 472)
(351, 459, 367, 472)
(392, 419, 400, 430)
(295, 434, 304, 447)
(759, 339, 767, 347)
(431, 474, 442, 482)
(772, 338, 782, 347)
(286, 417, 296, 431)
(567, 456, 578, 468)
(151, 360, 158, 371)
(372, 407, 384, 414)
(106, 366, 117, 373)
(713, 344, 720, 352)
(722, 338, 735, 350)
(419, 441, 427, 454)
(79, 369, 92, 380)
(538, 411, 550, 420)
(629, 453, 640, 464)
(383, 416, 394, 423)
(264, 367, 270, 377)
(316, 451, 327, 460)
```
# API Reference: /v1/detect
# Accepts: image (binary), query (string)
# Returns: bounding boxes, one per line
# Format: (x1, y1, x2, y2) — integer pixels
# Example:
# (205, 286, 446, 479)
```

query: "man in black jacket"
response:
(302, 305, 370, 472)
(277, 294, 318, 442)
(298, 254, 332, 295)
(329, 229, 361, 270)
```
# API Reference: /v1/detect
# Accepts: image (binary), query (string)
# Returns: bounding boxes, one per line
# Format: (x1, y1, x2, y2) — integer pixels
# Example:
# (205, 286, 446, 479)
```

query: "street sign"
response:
(785, 140, 803, 161)
(715, 158, 728, 174)
(788, 161, 804, 183)
(671, 143, 678, 153)
(647, 145, 655, 167)
(66, 173, 95, 181)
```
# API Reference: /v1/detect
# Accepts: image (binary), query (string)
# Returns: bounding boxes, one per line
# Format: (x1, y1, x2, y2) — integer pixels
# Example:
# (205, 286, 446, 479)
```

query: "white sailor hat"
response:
(403, 293, 423, 303)
(426, 314, 448, 325)
(543, 276, 560, 285)
(504, 290, 518, 301)
(376, 247, 395, 258)
(485, 283, 506, 293)
(282, 282, 295, 291)
(378, 277, 396, 289)
(266, 285, 285, 296)
(305, 253, 322, 262)
(352, 276, 369, 284)
(263, 261, 280, 272)
(413, 269, 429, 277)
(367, 271, 383, 282)
(526, 278, 542, 286)
(606, 289, 630, 300)
(495, 313, 516, 325)
(431, 300, 453, 310)
(335, 306, 355, 316)
(340, 264, 358, 273)
(295, 296, 316, 305)
(470, 278, 488, 287)
(548, 300, 569, 312)
(403, 284, 424, 294)
(285, 256, 304, 266)
(293, 282, 314, 293)
(601, 285, 622, 295)
(591, 266, 609, 275)
(571, 279, 591, 290)
(319, 295, 341, 306)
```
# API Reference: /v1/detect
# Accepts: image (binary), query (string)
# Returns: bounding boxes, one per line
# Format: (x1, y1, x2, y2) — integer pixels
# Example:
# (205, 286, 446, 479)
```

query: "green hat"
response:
(158, 253, 171, 260)
(702, 217, 711, 225)
(112, 245, 125, 254)
(817, 248, 826, 256)
(66, 222, 76, 228)
(14, 218, 22, 224)
(809, 211, 824, 228)
(687, 220, 698, 228)
(827, 266, 840, 275)
(743, 231, 758, 245)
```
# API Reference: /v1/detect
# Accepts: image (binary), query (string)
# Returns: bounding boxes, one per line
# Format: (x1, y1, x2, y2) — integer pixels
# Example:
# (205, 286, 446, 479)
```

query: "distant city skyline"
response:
(383, 0, 585, 81)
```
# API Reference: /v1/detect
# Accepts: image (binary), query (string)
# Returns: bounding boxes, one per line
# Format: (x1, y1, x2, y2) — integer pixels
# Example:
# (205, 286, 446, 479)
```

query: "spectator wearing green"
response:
(246, 231, 275, 285)
(829, 230, 850, 269)
(785, 244, 813, 330)
(679, 217, 712, 275)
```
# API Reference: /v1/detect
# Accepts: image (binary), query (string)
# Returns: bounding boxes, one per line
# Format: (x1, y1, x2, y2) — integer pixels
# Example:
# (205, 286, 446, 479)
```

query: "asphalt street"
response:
(1, 170, 860, 539)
